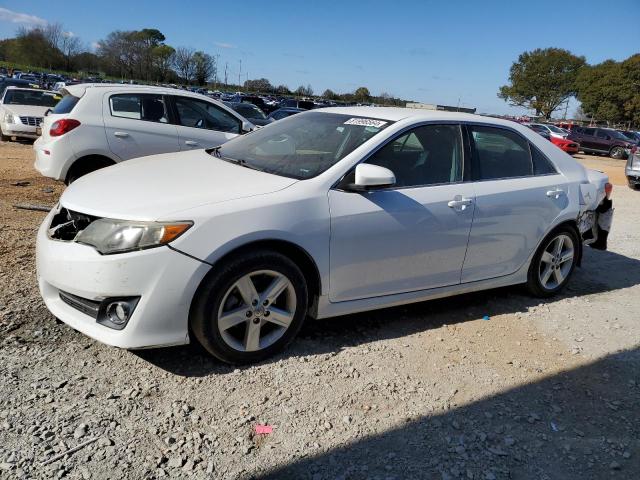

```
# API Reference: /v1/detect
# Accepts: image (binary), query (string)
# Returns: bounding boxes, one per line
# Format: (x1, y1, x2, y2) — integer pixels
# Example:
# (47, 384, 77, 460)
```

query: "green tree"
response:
(192, 51, 214, 86)
(244, 78, 273, 92)
(498, 48, 586, 119)
(575, 54, 640, 127)
(152, 45, 175, 82)
(322, 88, 338, 99)
(354, 86, 371, 103)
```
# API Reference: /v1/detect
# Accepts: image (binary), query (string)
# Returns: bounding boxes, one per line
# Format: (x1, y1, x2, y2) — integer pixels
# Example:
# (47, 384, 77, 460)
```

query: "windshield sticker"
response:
(344, 118, 387, 128)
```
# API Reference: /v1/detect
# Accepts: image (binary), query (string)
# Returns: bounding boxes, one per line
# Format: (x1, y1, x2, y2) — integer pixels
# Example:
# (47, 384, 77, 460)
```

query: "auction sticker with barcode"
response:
(344, 118, 388, 128)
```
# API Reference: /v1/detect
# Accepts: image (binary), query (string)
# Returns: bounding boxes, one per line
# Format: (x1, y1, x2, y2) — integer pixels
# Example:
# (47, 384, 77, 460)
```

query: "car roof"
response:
(316, 106, 523, 128)
(62, 83, 214, 100)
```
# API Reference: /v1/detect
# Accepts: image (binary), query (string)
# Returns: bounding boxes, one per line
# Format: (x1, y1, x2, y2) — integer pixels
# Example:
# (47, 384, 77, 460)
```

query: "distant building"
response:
(406, 102, 476, 114)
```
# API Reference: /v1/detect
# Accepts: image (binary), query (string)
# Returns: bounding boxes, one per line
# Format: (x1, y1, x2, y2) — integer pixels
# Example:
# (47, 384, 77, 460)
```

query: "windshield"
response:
(3, 89, 59, 107)
(234, 103, 266, 120)
(610, 130, 633, 141)
(217, 112, 392, 179)
(545, 124, 566, 134)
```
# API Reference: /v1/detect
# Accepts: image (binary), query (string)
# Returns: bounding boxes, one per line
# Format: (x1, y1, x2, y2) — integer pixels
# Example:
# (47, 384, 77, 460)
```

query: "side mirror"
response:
(241, 120, 253, 134)
(346, 164, 396, 191)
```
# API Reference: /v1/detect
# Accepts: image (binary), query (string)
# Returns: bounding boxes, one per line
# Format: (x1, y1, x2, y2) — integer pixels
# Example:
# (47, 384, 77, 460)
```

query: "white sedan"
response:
(36, 107, 612, 363)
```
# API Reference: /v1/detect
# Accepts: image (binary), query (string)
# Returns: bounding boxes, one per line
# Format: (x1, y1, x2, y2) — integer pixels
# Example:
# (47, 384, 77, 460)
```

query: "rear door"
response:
(170, 95, 242, 150)
(461, 125, 569, 283)
(103, 93, 179, 160)
(579, 127, 598, 151)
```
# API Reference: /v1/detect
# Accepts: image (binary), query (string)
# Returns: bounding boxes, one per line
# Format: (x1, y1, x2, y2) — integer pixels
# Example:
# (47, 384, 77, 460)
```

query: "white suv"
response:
(34, 84, 254, 184)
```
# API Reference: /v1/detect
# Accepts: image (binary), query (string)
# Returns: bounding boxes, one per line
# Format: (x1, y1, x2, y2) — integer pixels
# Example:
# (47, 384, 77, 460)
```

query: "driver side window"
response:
(365, 124, 463, 188)
(173, 96, 240, 134)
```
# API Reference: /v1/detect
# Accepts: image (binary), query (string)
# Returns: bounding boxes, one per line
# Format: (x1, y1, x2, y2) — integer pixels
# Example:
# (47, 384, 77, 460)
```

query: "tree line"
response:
(0, 25, 406, 105)
(499, 47, 640, 127)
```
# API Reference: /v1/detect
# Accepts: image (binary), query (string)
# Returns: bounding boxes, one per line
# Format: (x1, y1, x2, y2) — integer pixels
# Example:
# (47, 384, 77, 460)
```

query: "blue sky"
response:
(1, 0, 638, 115)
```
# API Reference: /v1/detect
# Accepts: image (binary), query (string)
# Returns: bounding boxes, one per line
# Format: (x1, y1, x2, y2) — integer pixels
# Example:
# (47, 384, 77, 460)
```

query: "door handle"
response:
(185, 140, 198, 146)
(448, 196, 474, 209)
(546, 189, 565, 198)
(113, 131, 129, 138)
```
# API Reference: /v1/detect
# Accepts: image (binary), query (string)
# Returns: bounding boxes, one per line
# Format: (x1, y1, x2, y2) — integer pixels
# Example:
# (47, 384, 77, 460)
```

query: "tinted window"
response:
(470, 126, 532, 180)
(3, 89, 59, 107)
(531, 144, 557, 175)
(174, 97, 240, 133)
(595, 130, 610, 139)
(582, 128, 596, 136)
(366, 124, 463, 187)
(52, 94, 79, 114)
(233, 103, 266, 120)
(110, 94, 168, 123)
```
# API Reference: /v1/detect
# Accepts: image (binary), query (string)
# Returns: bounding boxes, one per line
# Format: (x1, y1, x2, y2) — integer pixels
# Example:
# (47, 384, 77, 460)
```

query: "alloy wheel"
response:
(217, 270, 297, 352)
(538, 234, 575, 290)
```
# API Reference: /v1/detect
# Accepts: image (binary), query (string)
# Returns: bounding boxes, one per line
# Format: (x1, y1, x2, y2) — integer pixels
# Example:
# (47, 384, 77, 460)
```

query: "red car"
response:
(551, 136, 579, 154)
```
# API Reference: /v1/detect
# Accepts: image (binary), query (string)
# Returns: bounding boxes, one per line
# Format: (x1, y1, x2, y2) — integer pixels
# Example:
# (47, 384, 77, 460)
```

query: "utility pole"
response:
(224, 62, 228, 87)
(238, 59, 242, 90)
(563, 99, 569, 120)
(214, 53, 220, 89)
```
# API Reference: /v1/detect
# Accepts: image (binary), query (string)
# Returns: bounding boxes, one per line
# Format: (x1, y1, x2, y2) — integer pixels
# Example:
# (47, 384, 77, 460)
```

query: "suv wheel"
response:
(610, 146, 626, 159)
(190, 250, 308, 364)
(526, 226, 579, 298)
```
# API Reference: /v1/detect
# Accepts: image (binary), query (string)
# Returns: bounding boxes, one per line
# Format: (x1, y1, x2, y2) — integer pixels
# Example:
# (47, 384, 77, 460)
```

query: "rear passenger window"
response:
(110, 94, 168, 123)
(582, 128, 596, 136)
(469, 126, 532, 180)
(530, 145, 557, 175)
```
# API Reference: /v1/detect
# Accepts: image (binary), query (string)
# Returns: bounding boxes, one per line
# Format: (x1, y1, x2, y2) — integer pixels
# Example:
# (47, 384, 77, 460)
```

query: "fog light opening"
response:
(106, 301, 130, 325)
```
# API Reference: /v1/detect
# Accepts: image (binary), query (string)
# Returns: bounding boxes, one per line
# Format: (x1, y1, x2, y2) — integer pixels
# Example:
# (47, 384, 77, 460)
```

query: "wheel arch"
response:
(190, 239, 322, 319)
(64, 154, 117, 184)
(537, 219, 583, 268)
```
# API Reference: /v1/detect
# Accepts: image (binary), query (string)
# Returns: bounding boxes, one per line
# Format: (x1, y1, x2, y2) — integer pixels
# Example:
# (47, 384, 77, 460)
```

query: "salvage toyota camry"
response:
(36, 107, 613, 364)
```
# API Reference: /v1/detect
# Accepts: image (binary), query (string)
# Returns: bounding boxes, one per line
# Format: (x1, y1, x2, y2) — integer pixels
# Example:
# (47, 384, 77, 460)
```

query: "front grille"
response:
(48, 207, 98, 241)
(59, 291, 101, 318)
(19, 116, 43, 126)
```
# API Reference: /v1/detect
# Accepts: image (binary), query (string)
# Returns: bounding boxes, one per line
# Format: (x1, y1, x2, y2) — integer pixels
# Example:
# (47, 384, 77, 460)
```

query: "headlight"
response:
(75, 219, 192, 254)
(3, 112, 15, 124)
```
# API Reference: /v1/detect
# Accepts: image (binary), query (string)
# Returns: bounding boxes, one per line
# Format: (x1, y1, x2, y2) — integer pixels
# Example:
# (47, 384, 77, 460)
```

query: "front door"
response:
(103, 93, 179, 160)
(461, 125, 569, 282)
(329, 124, 475, 302)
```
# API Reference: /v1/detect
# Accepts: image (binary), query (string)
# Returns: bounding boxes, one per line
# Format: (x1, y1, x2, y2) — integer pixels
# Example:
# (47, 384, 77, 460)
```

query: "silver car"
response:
(626, 147, 640, 190)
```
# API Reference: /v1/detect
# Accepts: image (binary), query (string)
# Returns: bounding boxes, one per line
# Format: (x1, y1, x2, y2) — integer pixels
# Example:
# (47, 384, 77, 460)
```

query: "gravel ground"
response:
(0, 141, 638, 480)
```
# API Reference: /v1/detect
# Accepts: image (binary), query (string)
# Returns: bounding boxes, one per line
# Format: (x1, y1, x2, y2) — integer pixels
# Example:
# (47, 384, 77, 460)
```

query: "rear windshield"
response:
(52, 95, 80, 114)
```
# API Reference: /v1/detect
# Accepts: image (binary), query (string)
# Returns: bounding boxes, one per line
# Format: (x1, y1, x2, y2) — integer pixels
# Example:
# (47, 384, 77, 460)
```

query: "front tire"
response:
(526, 226, 579, 298)
(610, 146, 626, 159)
(190, 250, 308, 364)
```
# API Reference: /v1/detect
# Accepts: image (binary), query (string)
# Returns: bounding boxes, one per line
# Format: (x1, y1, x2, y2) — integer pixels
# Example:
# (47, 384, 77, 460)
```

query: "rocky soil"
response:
(0, 142, 638, 479)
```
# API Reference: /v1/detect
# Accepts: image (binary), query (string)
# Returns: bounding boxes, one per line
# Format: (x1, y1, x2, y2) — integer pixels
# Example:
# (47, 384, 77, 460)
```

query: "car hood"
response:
(60, 150, 298, 220)
(1, 104, 50, 117)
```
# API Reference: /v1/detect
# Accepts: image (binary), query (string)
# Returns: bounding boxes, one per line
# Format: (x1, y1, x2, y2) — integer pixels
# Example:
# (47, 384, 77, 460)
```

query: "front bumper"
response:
(36, 209, 210, 349)
(626, 168, 640, 187)
(1, 121, 39, 139)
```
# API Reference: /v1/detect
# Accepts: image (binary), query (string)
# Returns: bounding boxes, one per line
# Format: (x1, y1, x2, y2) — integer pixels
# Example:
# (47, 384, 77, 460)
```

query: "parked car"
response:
(34, 84, 255, 184)
(268, 107, 305, 121)
(0, 87, 60, 141)
(224, 101, 273, 127)
(529, 123, 568, 139)
(550, 136, 579, 155)
(36, 107, 613, 363)
(620, 130, 640, 145)
(567, 127, 635, 159)
(0, 77, 38, 96)
(626, 146, 640, 189)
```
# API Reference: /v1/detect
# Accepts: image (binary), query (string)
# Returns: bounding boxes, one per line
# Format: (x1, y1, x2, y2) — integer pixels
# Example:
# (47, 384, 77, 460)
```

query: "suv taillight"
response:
(605, 182, 613, 198)
(50, 119, 80, 137)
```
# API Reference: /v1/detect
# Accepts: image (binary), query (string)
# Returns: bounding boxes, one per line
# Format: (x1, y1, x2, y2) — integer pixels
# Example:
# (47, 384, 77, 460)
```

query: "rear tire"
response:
(190, 250, 308, 364)
(526, 225, 579, 298)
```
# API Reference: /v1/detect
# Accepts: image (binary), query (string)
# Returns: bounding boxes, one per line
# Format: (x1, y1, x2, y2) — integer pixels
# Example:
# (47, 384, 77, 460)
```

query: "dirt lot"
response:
(0, 142, 638, 480)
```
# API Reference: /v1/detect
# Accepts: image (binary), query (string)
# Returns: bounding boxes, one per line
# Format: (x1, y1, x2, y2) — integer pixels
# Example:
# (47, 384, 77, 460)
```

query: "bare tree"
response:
(193, 51, 214, 86)
(60, 32, 82, 71)
(174, 47, 195, 84)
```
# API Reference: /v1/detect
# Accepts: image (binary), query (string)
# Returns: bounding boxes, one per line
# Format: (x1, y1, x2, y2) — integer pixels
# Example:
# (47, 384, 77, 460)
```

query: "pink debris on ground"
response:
(254, 424, 273, 434)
